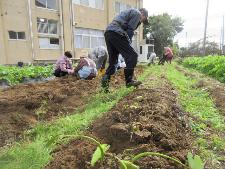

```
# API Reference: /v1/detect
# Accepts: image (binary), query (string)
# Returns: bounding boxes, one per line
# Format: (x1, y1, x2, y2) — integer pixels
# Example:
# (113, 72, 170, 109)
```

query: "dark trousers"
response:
(104, 31, 138, 83)
(54, 69, 68, 77)
(158, 54, 167, 65)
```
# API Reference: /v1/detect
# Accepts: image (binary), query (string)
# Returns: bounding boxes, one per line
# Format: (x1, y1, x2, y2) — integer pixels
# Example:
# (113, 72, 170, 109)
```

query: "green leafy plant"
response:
(0, 65, 53, 85)
(132, 152, 187, 168)
(63, 135, 193, 169)
(187, 152, 204, 169)
(62, 135, 110, 167)
(182, 56, 225, 83)
(35, 100, 48, 120)
(119, 160, 139, 169)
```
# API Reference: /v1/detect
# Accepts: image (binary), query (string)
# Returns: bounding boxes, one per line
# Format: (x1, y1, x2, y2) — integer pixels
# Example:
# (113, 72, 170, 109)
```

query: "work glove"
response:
(98, 68, 106, 77)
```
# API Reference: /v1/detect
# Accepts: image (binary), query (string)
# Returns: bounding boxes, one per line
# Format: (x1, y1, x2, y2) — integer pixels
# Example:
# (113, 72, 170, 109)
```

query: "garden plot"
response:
(46, 76, 192, 169)
(0, 68, 143, 147)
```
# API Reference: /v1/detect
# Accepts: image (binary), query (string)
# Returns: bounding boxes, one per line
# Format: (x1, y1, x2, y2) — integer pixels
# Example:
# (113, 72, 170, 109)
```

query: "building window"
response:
(8, 31, 26, 40)
(37, 18, 58, 35)
(115, 2, 131, 14)
(39, 37, 60, 49)
(73, 0, 104, 10)
(35, 0, 58, 10)
(140, 46, 142, 54)
(75, 28, 105, 49)
(148, 46, 154, 53)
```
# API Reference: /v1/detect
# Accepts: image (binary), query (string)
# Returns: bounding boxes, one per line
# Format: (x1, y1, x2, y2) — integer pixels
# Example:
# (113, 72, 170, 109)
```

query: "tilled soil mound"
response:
(0, 68, 143, 147)
(46, 78, 192, 169)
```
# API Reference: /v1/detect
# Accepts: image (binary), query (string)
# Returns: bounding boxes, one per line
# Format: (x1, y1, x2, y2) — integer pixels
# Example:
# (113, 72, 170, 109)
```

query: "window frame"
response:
(37, 18, 59, 35)
(75, 28, 105, 49)
(115, 1, 133, 14)
(35, 0, 59, 11)
(8, 31, 26, 41)
(38, 37, 60, 50)
(72, 0, 104, 10)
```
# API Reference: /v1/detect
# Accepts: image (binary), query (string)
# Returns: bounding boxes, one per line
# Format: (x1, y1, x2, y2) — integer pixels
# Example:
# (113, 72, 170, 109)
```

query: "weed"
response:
(63, 135, 205, 169)
(35, 100, 48, 120)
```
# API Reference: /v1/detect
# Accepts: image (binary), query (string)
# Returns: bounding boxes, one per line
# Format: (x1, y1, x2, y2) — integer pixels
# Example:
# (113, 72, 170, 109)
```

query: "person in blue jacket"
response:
(101, 8, 149, 92)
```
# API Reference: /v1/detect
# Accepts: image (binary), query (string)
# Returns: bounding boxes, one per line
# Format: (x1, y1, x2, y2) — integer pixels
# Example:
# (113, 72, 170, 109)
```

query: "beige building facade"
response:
(0, 0, 144, 65)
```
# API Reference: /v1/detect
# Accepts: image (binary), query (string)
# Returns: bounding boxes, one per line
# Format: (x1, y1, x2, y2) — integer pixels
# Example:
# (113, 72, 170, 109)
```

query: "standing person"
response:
(165, 47, 173, 64)
(88, 46, 108, 75)
(147, 51, 156, 65)
(74, 56, 97, 80)
(101, 8, 149, 92)
(54, 51, 74, 77)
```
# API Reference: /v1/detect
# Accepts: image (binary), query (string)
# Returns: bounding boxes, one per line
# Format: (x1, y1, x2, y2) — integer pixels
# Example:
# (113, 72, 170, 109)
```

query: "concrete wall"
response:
(0, 0, 32, 64)
(62, 0, 74, 53)
(0, 1, 7, 64)
(0, 0, 144, 64)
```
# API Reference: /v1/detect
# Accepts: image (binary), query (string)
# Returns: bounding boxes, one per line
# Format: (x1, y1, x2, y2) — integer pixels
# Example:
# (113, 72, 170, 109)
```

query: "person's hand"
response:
(68, 69, 74, 74)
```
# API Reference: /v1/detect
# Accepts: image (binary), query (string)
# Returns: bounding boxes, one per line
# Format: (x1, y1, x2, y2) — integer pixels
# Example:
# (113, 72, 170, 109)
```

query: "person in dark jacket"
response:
(101, 8, 149, 92)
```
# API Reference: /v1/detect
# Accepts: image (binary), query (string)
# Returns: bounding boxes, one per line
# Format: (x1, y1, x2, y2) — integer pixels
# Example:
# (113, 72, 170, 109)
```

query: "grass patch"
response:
(0, 65, 153, 169)
(165, 64, 225, 165)
(166, 64, 225, 131)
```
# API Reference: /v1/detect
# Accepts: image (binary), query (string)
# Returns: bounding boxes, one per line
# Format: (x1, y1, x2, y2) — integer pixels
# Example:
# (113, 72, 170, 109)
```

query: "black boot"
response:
(124, 68, 142, 87)
(101, 74, 110, 93)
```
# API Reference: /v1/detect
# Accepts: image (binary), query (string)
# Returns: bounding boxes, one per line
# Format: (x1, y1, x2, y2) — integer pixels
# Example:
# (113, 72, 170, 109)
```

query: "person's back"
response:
(165, 47, 173, 58)
(75, 57, 97, 80)
(148, 52, 156, 65)
(165, 47, 173, 64)
(106, 8, 142, 41)
(88, 46, 108, 70)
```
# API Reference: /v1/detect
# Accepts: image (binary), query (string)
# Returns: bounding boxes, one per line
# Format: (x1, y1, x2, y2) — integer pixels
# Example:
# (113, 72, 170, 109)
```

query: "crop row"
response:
(182, 56, 225, 82)
(0, 65, 53, 85)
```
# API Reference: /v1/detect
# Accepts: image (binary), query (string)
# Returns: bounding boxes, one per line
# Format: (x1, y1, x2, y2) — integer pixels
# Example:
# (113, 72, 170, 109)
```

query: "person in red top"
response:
(164, 47, 173, 64)
(54, 51, 74, 77)
(158, 47, 173, 65)
(74, 56, 97, 80)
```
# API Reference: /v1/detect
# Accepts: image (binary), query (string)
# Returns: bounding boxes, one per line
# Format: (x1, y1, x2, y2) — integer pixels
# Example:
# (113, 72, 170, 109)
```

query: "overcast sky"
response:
(143, 0, 225, 47)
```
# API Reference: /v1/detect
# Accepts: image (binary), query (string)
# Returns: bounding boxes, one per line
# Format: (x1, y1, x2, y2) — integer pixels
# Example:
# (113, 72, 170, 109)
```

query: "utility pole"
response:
(185, 32, 188, 48)
(222, 15, 224, 54)
(203, 0, 209, 56)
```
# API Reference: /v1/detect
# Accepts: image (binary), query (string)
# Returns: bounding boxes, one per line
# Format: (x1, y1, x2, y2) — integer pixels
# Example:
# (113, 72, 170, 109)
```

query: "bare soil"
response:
(46, 76, 192, 169)
(0, 68, 143, 147)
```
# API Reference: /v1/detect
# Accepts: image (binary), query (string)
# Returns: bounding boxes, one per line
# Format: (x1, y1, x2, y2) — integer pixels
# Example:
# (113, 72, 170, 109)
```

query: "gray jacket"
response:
(88, 46, 108, 70)
(106, 8, 141, 41)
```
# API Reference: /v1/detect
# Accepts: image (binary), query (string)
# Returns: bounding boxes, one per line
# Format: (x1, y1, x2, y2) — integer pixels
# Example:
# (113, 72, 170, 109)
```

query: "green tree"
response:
(144, 13, 184, 57)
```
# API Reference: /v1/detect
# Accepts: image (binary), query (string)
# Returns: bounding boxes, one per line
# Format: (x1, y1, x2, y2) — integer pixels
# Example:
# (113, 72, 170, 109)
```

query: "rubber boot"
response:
(101, 74, 110, 93)
(124, 68, 142, 87)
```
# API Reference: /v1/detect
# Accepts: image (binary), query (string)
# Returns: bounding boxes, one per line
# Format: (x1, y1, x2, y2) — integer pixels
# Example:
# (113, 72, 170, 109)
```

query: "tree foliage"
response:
(144, 13, 184, 56)
(180, 40, 220, 57)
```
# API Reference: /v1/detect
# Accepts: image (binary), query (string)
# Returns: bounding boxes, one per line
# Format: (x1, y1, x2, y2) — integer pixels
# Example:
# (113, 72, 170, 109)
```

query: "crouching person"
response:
(54, 51, 74, 77)
(75, 56, 97, 80)
(88, 46, 108, 74)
